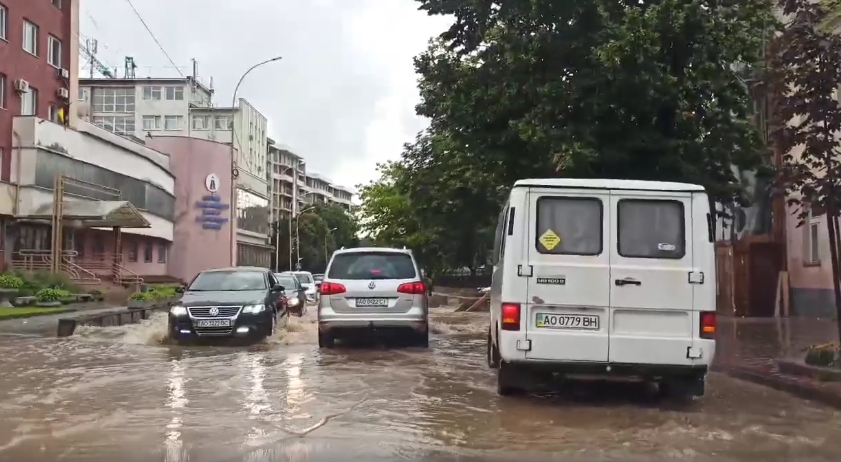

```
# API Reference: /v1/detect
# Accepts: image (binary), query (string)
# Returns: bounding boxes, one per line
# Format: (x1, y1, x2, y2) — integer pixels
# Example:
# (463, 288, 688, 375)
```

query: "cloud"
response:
(80, 0, 450, 190)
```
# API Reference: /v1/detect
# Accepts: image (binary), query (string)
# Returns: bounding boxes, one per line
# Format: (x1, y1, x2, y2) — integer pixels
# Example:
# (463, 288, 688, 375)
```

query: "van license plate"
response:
(535, 313, 599, 330)
(356, 298, 388, 307)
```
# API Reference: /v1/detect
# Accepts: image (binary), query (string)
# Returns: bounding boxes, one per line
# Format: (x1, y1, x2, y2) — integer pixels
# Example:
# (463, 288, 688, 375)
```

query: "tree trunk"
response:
(825, 202, 841, 341)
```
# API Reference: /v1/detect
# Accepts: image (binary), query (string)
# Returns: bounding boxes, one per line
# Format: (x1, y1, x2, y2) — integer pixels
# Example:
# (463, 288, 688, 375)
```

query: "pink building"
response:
(148, 136, 236, 283)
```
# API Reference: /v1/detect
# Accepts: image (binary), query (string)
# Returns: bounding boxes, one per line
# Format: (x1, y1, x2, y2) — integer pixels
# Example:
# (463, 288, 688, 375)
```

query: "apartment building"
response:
(266, 138, 355, 231)
(0, 0, 79, 182)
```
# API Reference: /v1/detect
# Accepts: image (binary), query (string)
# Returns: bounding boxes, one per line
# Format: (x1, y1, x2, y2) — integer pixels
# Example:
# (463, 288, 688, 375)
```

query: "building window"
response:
(164, 86, 184, 100)
(128, 242, 138, 262)
(143, 244, 153, 263)
(52, 0, 62, 8)
(214, 116, 230, 130)
(48, 104, 59, 123)
(158, 245, 167, 263)
(21, 88, 38, 116)
(804, 208, 822, 265)
(142, 115, 161, 131)
(92, 87, 135, 113)
(0, 4, 7, 41)
(78, 87, 87, 101)
(48, 35, 62, 68)
(142, 86, 162, 100)
(93, 115, 135, 134)
(0, 73, 5, 109)
(164, 115, 182, 130)
(192, 115, 209, 130)
(23, 20, 38, 55)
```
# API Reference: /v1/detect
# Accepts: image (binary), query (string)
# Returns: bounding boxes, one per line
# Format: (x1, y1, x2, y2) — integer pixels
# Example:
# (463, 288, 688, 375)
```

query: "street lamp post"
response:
(294, 205, 316, 270)
(229, 56, 282, 266)
(324, 227, 337, 267)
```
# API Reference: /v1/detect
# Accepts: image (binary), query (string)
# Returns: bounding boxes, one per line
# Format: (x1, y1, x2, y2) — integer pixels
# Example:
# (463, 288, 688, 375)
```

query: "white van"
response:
(487, 178, 716, 399)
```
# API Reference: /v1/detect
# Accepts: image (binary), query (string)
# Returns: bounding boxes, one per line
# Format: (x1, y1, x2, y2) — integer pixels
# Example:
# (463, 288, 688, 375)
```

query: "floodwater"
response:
(0, 308, 840, 462)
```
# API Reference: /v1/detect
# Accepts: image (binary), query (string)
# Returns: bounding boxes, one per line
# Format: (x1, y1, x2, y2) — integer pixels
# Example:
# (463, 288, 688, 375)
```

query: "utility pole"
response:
(289, 160, 297, 271)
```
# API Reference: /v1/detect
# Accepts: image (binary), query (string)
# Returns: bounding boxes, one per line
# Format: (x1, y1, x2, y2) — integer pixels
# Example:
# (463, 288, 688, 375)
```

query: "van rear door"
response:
(524, 188, 611, 362)
(608, 191, 695, 365)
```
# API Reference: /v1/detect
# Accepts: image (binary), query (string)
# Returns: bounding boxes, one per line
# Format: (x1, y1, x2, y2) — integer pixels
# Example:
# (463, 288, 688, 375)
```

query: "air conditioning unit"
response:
(57, 68, 70, 80)
(14, 79, 30, 93)
(57, 87, 70, 99)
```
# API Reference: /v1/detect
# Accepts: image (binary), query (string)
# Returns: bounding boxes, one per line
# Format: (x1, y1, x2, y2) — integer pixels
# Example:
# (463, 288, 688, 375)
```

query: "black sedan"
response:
(168, 267, 289, 343)
(274, 273, 307, 316)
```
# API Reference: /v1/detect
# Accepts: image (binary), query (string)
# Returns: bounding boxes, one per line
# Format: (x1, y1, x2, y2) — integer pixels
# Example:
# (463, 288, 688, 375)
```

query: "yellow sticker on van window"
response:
(539, 229, 561, 251)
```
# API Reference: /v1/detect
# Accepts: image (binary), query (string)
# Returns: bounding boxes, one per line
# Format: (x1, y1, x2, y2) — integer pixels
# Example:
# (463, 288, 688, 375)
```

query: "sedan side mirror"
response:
(176, 286, 185, 293)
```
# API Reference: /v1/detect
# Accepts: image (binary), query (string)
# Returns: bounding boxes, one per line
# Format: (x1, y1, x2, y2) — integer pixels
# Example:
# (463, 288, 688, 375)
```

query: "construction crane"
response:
(80, 38, 114, 78)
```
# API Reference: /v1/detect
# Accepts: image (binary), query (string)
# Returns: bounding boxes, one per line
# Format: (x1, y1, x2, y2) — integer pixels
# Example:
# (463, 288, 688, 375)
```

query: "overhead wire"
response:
(123, 0, 183, 76)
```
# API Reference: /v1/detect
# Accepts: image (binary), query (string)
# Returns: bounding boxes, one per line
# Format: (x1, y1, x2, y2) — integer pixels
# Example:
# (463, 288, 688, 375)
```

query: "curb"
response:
(724, 366, 841, 410)
(0, 308, 77, 321)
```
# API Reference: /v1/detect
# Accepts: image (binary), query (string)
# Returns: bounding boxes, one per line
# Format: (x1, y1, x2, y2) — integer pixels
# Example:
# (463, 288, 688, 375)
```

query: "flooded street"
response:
(1, 308, 840, 462)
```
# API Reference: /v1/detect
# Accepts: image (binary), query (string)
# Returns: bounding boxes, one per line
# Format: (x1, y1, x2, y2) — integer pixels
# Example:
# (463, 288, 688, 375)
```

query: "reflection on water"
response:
(285, 353, 307, 414)
(243, 352, 271, 447)
(164, 359, 188, 462)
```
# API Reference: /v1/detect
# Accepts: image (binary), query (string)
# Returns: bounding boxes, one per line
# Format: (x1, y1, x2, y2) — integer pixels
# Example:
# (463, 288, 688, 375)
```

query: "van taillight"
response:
(397, 281, 426, 294)
(700, 312, 716, 339)
(320, 282, 346, 296)
(501, 303, 521, 331)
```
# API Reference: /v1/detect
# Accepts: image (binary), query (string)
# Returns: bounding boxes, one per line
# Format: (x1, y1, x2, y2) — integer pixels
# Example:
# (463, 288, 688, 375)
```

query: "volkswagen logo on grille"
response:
(368, 281, 376, 290)
(209, 307, 219, 316)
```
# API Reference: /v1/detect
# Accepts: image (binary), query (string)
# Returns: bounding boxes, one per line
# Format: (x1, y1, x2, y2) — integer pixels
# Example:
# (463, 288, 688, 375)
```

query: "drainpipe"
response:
(12, 130, 22, 216)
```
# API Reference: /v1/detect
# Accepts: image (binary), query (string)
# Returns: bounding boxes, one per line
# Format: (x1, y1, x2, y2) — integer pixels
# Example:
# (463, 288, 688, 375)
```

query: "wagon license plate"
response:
(195, 319, 231, 328)
(535, 313, 599, 330)
(356, 298, 388, 307)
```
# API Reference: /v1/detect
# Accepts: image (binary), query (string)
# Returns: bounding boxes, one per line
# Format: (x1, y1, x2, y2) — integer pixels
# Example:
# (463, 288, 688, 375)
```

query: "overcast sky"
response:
(80, 0, 451, 192)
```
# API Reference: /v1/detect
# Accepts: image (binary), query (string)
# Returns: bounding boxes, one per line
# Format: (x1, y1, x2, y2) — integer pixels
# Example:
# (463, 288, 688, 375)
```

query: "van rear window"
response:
(535, 197, 603, 255)
(617, 199, 685, 259)
(328, 252, 417, 280)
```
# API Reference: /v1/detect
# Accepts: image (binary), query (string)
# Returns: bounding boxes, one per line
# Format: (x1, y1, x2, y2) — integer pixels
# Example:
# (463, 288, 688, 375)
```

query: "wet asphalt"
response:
(0, 307, 840, 462)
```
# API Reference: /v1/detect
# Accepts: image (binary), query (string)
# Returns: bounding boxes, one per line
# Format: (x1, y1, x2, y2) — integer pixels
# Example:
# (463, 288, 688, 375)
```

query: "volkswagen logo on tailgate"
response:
(368, 281, 376, 290)
(209, 307, 219, 316)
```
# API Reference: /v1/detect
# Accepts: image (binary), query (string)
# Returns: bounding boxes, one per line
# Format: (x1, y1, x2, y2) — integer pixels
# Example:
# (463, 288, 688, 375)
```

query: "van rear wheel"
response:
(487, 328, 499, 369)
(497, 361, 525, 396)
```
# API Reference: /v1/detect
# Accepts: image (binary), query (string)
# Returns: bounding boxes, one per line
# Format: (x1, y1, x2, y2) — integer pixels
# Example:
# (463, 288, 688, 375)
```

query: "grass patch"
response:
(0, 306, 69, 319)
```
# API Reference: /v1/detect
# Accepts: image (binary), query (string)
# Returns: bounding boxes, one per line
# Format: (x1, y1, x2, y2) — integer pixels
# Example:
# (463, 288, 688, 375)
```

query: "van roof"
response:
(513, 178, 705, 192)
(333, 247, 412, 255)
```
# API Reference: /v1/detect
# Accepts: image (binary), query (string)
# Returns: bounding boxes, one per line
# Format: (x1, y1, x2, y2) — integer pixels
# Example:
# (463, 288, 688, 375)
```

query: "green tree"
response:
(414, 0, 773, 205)
(771, 0, 841, 337)
(313, 203, 360, 250)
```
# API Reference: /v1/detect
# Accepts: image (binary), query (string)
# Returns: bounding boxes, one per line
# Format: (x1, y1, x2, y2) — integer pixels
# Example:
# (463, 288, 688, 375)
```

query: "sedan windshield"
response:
(276, 276, 298, 290)
(188, 271, 267, 291)
(294, 273, 314, 284)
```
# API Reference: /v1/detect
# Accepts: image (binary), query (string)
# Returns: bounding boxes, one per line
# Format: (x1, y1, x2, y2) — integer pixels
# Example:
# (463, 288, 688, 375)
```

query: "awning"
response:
(25, 200, 151, 228)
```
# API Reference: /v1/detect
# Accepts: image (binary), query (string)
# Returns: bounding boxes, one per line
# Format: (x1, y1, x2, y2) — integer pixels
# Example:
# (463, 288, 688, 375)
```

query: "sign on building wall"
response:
(196, 173, 229, 230)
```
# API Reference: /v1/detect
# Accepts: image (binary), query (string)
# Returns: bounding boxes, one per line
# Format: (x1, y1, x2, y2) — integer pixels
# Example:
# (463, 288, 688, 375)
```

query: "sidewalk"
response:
(716, 317, 841, 408)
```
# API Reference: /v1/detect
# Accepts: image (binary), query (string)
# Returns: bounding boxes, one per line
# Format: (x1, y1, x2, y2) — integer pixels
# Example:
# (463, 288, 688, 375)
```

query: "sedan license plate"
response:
(356, 298, 388, 307)
(195, 319, 231, 328)
(536, 313, 599, 330)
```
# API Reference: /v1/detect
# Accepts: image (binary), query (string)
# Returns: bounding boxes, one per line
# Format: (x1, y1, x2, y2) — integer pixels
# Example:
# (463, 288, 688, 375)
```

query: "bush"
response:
(36, 288, 71, 303)
(804, 343, 840, 369)
(0, 273, 25, 289)
(129, 291, 153, 301)
(22, 271, 81, 294)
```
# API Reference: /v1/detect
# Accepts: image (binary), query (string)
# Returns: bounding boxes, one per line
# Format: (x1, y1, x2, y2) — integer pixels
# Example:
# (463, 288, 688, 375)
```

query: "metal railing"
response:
(10, 249, 100, 285)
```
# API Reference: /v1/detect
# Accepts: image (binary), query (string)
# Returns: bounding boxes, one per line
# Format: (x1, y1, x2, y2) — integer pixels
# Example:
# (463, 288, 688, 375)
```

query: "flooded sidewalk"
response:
(716, 316, 841, 406)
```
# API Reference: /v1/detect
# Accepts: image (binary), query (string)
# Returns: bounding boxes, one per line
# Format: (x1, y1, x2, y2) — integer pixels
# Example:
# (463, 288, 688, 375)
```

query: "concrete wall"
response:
(148, 136, 234, 282)
(786, 202, 838, 317)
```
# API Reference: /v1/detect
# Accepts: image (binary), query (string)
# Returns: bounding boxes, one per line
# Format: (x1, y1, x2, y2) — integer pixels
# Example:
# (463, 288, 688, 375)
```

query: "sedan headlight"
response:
(242, 304, 265, 314)
(170, 305, 187, 316)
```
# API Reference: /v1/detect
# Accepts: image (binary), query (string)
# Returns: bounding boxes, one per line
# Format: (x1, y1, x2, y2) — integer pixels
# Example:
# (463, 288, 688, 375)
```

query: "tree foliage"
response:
(271, 204, 359, 273)
(771, 0, 841, 336)
(357, 0, 773, 273)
